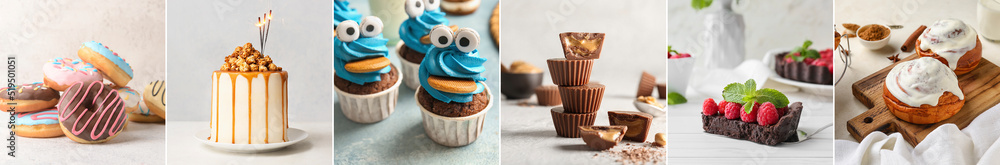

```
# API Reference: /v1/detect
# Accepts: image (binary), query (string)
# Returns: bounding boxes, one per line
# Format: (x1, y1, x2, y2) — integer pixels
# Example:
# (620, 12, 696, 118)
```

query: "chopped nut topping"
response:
(220, 43, 281, 72)
(638, 96, 664, 108)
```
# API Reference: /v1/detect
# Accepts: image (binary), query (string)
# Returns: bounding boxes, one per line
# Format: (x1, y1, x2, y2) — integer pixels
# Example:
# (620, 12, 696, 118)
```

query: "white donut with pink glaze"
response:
(42, 58, 103, 91)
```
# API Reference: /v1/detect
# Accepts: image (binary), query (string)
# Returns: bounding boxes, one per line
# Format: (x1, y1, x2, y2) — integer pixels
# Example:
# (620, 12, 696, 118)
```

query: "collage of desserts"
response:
(2, 0, 1000, 164)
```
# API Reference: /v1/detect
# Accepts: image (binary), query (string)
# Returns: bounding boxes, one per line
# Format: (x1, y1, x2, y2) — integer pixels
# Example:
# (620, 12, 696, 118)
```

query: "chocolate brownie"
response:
(335, 65, 399, 95)
(774, 53, 833, 85)
(417, 88, 489, 117)
(702, 102, 803, 146)
(398, 44, 425, 64)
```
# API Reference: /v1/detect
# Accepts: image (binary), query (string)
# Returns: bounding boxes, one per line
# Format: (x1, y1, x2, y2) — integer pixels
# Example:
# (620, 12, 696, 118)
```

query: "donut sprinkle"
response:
(83, 41, 134, 77)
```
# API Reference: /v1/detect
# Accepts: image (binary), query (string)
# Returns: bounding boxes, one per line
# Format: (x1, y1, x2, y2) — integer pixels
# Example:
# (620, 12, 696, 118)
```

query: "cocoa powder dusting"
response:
(594, 143, 666, 165)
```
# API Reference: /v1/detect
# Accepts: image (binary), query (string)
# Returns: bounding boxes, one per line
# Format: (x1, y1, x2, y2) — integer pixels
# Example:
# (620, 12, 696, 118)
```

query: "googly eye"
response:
(454, 28, 480, 52)
(430, 25, 454, 48)
(405, 0, 425, 18)
(336, 20, 360, 42)
(423, 0, 440, 11)
(359, 16, 383, 38)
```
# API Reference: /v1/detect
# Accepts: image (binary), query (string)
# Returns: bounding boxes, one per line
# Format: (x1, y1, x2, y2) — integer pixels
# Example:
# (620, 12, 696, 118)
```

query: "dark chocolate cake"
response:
(702, 102, 803, 146)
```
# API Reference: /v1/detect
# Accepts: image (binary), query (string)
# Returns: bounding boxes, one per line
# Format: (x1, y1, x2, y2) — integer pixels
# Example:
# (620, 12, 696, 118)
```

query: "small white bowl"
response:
(858, 24, 891, 50)
(633, 100, 665, 117)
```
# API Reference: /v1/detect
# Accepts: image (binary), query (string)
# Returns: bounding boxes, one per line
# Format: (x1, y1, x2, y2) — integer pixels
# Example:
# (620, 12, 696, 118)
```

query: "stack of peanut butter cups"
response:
(548, 32, 606, 138)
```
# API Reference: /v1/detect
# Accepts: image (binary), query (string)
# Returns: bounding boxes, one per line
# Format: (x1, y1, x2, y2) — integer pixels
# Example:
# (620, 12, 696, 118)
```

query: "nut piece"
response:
(559, 32, 605, 60)
(506, 60, 542, 73)
(219, 43, 281, 72)
(579, 125, 628, 150)
(654, 133, 666, 147)
(638, 96, 664, 108)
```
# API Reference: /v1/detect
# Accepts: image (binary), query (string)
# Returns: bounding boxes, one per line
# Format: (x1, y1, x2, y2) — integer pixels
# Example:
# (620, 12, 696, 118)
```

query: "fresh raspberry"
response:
(803, 58, 815, 64)
(784, 57, 795, 63)
(724, 102, 741, 120)
(741, 102, 759, 123)
(717, 101, 730, 116)
(702, 98, 718, 116)
(757, 102, 780, 126)
(777, 107, 787, 116)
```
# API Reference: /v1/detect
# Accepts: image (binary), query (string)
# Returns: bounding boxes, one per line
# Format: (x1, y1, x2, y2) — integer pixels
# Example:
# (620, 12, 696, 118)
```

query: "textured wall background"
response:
(167, 0, 332, 122)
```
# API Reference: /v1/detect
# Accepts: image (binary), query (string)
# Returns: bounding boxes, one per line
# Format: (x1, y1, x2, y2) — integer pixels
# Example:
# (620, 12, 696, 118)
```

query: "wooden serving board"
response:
(848, 54, 1000, 146)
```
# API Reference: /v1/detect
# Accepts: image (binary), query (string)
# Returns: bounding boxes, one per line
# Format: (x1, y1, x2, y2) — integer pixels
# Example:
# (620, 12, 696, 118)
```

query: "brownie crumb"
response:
(417, 88, 489, 117)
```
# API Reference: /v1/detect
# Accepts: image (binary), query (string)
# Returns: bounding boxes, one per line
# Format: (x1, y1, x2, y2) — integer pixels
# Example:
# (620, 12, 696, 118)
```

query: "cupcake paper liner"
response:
(336, 73, 402, 124)
(396, 42, 422, 90)
(546, 59, 593, 86)
(558, 83, 605, 114)
(550, 107, 597, 138)
(417, 86, 493, 147)
(535, 85, 561, 106)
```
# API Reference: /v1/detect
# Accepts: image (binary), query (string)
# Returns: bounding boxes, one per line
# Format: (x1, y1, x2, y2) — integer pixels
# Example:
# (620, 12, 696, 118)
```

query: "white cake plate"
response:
(194, 128, 308, 153)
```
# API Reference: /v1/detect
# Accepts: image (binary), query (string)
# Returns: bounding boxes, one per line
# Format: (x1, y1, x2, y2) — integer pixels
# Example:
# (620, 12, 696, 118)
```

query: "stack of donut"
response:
(10, 41, 164, 144)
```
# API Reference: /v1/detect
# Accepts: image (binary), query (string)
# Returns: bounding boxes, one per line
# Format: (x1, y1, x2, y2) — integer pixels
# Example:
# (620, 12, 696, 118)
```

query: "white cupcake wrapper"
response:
(416, 84, 493, 147)
(395, 41, 422, 90)
(335, 71, 403, 124)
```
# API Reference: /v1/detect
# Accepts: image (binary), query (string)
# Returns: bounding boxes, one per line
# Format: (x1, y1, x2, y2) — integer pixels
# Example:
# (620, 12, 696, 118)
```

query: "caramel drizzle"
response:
(228, 73, 238, 144)
(242, 74, 254, 144)
(282, 73, 287, 141)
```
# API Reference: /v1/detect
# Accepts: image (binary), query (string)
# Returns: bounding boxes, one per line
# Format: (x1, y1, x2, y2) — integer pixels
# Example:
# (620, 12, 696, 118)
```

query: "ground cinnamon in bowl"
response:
(859, 24, 889, 41)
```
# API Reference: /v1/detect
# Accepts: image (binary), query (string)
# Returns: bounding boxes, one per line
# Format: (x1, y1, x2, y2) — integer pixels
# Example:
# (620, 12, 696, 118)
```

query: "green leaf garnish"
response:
(691, 0, 713, 11)
(720, 79, 790, 114)
(786, 40, 817, 62)
(667, 92, 687, 105)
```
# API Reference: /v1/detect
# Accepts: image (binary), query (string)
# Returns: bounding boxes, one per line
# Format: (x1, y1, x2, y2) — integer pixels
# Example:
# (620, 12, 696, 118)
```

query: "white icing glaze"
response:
(886, 57, 964, 107)
(210, 72, 288, 144)
(918, 19, 978, 70)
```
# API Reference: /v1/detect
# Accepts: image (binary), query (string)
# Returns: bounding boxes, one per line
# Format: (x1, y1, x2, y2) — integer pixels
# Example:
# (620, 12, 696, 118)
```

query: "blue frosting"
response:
(335, 34, 391, 85)
(334, 0, 362, 27)
(14, 109, 59, 126)
(83, 41, 134, 77)
(419, 45, 487, 103)
(399, 9, 449, 54)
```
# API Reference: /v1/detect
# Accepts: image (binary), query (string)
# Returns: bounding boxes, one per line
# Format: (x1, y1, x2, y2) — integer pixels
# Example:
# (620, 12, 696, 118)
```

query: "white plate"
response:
(763, 48, 834, 96)
(194, 128, 308, 153)
(633, 100, 665, 117)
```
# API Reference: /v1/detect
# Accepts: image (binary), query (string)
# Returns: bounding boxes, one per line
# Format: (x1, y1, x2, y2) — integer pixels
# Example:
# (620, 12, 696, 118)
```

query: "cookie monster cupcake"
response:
(335, 16, 402, 123)
(398, 0, 450, 89)
(415, 25, 492, 147)
(334, 0, 362, 37)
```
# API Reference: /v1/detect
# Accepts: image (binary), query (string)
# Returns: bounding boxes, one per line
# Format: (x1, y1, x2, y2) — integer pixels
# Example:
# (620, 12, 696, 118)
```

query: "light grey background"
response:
(166, 0, 332, 122)
(0, 0, 165, 164)
(668, 0, 834, 66)
(499, 0, 668, 164)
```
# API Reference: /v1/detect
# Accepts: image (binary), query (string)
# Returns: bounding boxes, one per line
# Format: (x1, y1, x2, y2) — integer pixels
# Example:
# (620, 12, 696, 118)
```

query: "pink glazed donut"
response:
(42, 58, 102, 91)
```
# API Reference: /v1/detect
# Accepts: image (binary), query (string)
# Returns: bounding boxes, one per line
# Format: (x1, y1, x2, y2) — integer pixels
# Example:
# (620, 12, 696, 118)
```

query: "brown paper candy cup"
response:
(547, 58, 593, 86)
(551, 107, 598, 138)
(558, 83, 605, 114)
(637, 71, 656, 97)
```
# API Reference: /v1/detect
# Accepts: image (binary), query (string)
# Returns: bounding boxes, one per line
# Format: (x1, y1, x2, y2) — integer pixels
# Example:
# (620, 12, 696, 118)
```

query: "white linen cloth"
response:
(835, 104, 1000, 165)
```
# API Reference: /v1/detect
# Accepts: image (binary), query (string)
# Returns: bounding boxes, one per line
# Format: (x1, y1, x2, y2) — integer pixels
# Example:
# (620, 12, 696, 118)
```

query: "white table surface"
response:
(833, 0, 1000, 141)
(666, 68, 834, 165)
(166, 121, 332, 164)
(0, 121, 166, 164)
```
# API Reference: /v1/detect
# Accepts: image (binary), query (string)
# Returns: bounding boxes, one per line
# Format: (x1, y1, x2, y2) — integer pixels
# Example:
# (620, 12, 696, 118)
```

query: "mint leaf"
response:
(722, 82, 748, 104)
(755, 88, 790, 108)
(801, 40, 813, 49)
(743, 101, 755, 114)
(667, 92, 687, 105)
(803, 49, 820, 59)
(692, 0, 713, 11)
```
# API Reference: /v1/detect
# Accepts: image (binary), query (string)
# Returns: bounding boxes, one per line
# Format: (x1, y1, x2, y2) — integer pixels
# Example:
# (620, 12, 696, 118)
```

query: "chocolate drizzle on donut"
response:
(150, 80, 165, 105)
(58, 81, 128, 141)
